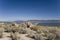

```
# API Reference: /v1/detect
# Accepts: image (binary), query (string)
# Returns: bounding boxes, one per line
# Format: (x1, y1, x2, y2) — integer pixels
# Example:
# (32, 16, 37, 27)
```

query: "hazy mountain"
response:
(0, 20, 60, 25)
(27, 20, 60, 23)
(14, 20, 25, 24)
(0, 21, 14, 24)
(27, 20, 60, 26)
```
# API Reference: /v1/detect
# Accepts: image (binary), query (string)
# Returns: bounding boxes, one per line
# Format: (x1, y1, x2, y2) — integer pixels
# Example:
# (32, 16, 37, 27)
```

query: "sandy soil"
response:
(0, 32, 34, 40)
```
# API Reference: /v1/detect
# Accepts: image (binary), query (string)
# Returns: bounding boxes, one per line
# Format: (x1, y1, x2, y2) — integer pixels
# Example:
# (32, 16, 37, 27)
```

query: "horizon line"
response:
(0, 19, 60, 22)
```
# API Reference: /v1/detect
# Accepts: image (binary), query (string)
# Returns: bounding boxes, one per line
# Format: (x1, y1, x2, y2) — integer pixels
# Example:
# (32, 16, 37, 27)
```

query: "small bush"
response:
(0, 28, 4, 38)
(10, 32, 20, 40)
(18, 27, 27, 34)
(34, 33, 47, 40)
(0, 32, 3, 38)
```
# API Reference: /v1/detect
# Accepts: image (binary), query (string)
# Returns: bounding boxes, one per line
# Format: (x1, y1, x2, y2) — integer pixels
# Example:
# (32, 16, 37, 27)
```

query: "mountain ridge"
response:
(0, 20, 60, 24)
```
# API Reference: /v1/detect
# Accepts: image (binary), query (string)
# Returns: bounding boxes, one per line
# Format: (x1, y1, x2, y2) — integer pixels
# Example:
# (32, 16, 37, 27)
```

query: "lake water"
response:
(37, 23, 60, 26)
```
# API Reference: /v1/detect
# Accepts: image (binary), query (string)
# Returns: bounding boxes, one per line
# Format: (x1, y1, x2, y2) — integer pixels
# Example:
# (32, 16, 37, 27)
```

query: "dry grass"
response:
(0, 23, 60, 40)
(30, 26, 60, 40)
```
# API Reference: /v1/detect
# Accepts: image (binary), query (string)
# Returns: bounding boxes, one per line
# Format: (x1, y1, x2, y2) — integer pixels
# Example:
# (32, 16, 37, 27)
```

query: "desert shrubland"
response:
(30, 26, 60, 40)
(0, 23, 60, 40)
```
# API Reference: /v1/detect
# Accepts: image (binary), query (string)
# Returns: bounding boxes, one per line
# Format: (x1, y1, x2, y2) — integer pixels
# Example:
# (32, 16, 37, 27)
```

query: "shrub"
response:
(0, 28, 4, 38)
(10, 32, 20, 40)
(0, 32, 3, 38)
(18, 27, 27, 34)
(34, 33, 47, 40)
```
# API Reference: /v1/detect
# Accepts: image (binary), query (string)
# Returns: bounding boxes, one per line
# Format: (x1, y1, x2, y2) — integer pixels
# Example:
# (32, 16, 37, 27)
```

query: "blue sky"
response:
(0, 0, 60, 21)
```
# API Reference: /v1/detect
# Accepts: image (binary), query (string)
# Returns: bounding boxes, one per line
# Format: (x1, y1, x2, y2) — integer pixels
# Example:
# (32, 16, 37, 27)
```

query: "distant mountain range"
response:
(27, 20, 60, 26)
(0, 20, 60, 26)
(28, 20, 60, 26)
(0, 20, 60, 24)
(14, 20, 25, 24)
(27, 20, 60, 23)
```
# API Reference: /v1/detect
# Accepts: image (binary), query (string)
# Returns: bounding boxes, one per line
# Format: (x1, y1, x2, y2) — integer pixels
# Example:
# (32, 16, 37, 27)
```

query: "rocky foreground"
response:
(0, 22, 60, 40)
